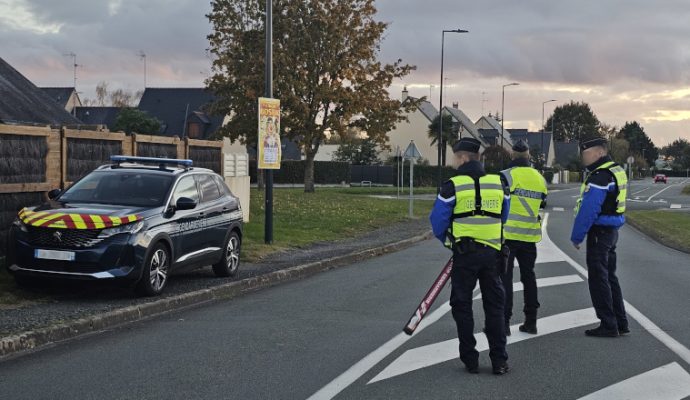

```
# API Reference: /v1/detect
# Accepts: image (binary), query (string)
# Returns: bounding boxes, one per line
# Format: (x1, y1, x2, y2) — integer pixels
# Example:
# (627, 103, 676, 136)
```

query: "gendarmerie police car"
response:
(7, 156, 243, 296)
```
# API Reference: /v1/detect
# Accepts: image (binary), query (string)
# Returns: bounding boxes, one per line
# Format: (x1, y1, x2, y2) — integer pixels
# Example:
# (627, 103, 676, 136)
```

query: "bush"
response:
(249, 160, 350, 184)
(569, 171, 582, 183)
(543, 170, 554, 184)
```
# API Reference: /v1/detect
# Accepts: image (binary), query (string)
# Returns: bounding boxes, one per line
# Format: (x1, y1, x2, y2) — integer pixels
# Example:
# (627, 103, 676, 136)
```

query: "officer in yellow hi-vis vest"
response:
(499, 140, 548, 335)
(571, 137, 629, 337)
(430, 137, 511, 375)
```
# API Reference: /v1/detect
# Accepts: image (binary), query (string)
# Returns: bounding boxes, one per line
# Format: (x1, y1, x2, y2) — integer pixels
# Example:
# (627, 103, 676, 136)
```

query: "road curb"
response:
(0, 230, 433, 359)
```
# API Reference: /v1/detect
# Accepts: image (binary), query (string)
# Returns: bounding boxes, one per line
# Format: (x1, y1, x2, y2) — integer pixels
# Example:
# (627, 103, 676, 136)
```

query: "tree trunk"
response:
(304, 152, 316, 193)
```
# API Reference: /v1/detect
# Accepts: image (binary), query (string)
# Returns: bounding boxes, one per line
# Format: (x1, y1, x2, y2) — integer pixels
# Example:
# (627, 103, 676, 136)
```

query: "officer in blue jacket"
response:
(571, 137, 630, 337)
(430, 137, 512, 375)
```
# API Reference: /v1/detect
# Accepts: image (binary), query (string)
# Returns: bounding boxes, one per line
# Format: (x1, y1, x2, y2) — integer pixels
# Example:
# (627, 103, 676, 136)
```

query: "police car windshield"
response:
(59, 171, 173, 207)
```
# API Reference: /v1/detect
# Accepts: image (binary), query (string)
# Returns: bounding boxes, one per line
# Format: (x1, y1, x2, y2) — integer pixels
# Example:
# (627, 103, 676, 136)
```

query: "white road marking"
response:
(632, 187, 651, 195)
(647, 178, 690, 202)
(368, 308, 598, 384)
(670, 204, 682, 209)
(553, 207, 565, 212)
(541, 214, 690, 366)
(473, 274, 583, 300)
(577, 362, 690, 400)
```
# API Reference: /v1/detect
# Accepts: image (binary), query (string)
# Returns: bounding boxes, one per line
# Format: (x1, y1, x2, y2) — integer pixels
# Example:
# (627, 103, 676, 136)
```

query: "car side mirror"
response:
(48, 189, 62, 200)
(176, 197, 197, 211)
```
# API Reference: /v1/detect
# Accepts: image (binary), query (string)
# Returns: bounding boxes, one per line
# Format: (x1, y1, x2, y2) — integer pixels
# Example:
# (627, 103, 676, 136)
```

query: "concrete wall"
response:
(223, 138, 250, 222)
(383, 109, 449, 166)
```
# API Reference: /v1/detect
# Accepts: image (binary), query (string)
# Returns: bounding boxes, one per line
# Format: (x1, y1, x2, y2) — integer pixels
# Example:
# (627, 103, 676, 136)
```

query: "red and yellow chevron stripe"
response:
(18, 208, 142, 230)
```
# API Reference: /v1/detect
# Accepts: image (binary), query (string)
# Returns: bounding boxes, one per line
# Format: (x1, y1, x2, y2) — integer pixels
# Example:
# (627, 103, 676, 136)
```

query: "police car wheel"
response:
(212, 231, 241, 278)
(135, 243, 170, 296)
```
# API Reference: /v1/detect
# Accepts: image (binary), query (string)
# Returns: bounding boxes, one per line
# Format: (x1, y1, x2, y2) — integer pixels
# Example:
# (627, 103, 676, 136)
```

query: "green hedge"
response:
(398, 165, 457, 187)
(569, 171, 582, 183)
(250, 160, 351, 184)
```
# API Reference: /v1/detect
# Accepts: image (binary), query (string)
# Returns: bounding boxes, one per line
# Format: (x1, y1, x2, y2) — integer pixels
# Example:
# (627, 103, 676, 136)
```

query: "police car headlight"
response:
(98, 221, 144, 238)
(12, 218, 28, 233)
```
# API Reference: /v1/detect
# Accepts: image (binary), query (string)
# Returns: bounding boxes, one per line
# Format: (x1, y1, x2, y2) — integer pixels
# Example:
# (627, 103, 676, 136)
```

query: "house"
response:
(475, 115, 513, 151)
(0, 57, 81, 126)
(553, 140, 581, 168)
(383, 87, 448, 165)
(444, 103, 489, 149)
(508, 129, 556, 167)
(40, 87, 82, 114)
(75, 107, 122, 130)
(137, 88, 224, 139)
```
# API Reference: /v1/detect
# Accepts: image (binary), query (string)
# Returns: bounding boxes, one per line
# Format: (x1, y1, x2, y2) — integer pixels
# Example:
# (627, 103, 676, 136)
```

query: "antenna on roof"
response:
(138, 50, 147, 89)
(63, 52, 82, 117)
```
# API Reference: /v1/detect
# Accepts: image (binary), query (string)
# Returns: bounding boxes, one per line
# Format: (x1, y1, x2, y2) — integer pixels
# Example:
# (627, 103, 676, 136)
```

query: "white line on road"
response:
(577, 362, 690, 400)
(542, 214, 690, 366)
(369, 308, 598, 384)
(473, 274, 583, 300)
(670, 204, 682, 209)
(632, 187, 651, 195)
(553, 207, 565, 212)
(647, 178, 690, 202)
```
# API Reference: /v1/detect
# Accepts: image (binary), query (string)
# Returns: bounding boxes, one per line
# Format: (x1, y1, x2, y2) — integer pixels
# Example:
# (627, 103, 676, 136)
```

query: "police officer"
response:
(571, 137, 630, 337)
(430, 137, 511, 375)
(500, 140, 548, 335)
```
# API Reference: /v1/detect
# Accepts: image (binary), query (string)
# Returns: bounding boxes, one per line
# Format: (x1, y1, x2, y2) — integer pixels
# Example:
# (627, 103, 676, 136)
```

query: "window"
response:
(60, 171, 173, 207)
(214, 175, 231, 196)
(198, 174, 221, 203)
(172, 176, 199, 205)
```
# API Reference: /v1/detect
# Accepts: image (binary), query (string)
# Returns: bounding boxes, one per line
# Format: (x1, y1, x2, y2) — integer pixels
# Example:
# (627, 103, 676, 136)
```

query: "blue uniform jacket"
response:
(570, 156, 626, 245)
(429, 160, 511, 244)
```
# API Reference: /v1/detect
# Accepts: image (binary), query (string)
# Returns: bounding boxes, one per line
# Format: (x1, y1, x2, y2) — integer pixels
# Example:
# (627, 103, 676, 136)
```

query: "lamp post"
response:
(500, 82, 519, 168)
(438, 28, 468, 193)
(542, 99, 556, 166)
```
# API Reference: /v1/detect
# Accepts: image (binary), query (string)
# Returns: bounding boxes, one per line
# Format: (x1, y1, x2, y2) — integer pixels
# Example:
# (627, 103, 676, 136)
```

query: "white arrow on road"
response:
(369, 308, 598, 384)
(578, 362, 690, 400)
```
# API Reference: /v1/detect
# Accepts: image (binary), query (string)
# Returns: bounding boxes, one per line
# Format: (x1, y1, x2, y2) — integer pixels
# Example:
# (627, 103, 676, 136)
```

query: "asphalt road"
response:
(1, 187, 690, 399)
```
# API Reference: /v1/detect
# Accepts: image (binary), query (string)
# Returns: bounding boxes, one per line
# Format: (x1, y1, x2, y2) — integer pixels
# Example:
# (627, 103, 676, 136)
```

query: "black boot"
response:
(585, 325, 619, 337)
(519, 319, 537, 334)
(492, 361, 510, 375)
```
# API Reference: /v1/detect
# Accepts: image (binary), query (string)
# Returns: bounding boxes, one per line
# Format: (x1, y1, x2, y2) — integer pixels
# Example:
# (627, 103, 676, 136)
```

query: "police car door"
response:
(168, 175, 203, 265)
(196, 174, 227, 252)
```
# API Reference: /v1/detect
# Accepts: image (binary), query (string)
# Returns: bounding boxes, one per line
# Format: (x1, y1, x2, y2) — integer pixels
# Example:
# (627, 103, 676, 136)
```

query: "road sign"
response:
(627, 156, 635, 165)
(403, 140, 422, 160)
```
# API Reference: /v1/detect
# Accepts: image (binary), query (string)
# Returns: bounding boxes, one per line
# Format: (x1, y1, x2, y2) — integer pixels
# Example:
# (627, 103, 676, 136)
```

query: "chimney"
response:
(452, 101, 459, 109)
(402, 86, 409, 101)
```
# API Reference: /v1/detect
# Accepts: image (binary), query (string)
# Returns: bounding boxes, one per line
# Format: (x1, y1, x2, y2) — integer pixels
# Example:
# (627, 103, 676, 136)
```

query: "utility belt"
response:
(452, 237, 494, 255)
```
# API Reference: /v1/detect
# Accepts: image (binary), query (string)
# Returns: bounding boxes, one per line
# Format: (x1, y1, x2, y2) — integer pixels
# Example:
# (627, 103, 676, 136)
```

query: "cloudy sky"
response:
(2, 0, 690, 146)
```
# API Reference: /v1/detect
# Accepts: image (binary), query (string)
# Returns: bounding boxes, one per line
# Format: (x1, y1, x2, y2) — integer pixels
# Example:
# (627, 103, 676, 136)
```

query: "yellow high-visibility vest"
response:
(447, 174, 504, 251)
(575, 161, 627, 216)
(501, 166, 547, 242)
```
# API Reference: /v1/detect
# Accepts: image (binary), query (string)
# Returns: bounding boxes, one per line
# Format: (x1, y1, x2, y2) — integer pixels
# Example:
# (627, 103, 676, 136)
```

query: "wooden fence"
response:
(0, 125, 223, 192)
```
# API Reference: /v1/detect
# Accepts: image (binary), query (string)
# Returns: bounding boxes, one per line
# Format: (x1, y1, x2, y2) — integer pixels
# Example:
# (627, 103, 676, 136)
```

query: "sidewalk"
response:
(0, 218, 432, 355)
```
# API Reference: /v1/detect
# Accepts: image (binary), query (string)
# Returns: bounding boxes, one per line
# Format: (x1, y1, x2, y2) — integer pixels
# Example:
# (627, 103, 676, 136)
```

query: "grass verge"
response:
(682, 185, 690, 195)
(0, 257, 43, 308)
(243, 188, 433, 261)
(626, 210, 690, 254)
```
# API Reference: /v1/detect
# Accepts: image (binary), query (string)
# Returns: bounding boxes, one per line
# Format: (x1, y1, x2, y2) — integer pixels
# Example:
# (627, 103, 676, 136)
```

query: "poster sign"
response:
(258, 97, 281, 169)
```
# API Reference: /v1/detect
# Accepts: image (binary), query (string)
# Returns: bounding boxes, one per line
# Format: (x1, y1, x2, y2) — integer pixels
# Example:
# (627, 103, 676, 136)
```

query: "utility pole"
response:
(63, 52, 80, 117)
(264, 0, 274, 244)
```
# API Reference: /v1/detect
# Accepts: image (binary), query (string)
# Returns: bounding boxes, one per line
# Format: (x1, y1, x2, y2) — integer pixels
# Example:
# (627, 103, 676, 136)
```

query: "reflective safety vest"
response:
(501, 166, 547, 242)
(575, 161, 628, 215)
(447, 174, 504, 251)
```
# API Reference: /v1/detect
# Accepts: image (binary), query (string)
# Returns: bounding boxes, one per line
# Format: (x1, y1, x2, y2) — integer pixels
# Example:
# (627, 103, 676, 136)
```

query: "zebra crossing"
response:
(308, 213, 690, 400)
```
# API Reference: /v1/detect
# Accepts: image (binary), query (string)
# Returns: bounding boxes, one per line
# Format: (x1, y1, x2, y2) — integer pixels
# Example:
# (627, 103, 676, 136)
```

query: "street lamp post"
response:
(438, 28, 468, 193)
(500, 82, 519, 168)
(541, 99, 556, 167)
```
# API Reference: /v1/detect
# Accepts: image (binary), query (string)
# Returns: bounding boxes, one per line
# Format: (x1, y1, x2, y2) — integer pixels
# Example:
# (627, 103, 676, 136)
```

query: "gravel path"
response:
(0, 218, 430, 337)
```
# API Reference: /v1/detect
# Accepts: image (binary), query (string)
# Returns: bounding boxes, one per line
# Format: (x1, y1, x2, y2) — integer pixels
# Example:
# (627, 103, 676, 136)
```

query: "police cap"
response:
(580, 137, 607, 151)
(452, 137, 481, 154)
(512, 139, 529, 152)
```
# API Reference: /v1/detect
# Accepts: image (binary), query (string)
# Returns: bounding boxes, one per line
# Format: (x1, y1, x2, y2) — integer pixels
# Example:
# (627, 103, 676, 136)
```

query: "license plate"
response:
(34, 249, 75, 261)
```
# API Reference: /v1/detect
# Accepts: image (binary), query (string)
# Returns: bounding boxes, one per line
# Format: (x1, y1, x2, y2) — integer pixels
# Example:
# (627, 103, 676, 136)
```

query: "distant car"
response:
(654, 174, 667, 184)
(7, 156, 243, 296)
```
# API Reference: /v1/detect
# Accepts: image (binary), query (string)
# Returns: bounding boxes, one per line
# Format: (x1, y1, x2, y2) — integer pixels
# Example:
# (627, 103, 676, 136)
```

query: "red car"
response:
(654, 174, 667, 183)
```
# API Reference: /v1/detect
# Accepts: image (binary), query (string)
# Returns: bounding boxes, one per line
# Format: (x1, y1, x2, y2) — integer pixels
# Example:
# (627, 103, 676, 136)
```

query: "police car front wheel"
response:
(136, 243, 170, 296)
(213, 231, 241, 278)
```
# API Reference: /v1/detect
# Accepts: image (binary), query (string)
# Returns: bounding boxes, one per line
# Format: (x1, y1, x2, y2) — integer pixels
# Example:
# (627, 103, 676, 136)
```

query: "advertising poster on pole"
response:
(258, 97, 281, 169)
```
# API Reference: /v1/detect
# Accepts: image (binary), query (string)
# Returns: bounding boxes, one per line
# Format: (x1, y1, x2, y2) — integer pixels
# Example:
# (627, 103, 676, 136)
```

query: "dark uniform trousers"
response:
(586, 226, 628, 330)
(502, 240, 539, 323)
(450, 246, 508, 368)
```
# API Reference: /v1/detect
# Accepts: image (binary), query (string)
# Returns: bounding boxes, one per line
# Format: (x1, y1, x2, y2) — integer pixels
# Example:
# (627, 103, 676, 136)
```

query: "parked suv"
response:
(654, 174, 667, 184)
(7, 156, 243, 296)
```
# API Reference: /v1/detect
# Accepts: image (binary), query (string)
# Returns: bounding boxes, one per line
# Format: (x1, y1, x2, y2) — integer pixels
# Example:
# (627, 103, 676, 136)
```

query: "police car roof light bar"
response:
(110, 155, 193, 168)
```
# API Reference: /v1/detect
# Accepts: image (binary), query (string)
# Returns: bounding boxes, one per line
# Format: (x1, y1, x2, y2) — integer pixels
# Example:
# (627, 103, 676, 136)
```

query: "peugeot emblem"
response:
(53, 231, 63, 242)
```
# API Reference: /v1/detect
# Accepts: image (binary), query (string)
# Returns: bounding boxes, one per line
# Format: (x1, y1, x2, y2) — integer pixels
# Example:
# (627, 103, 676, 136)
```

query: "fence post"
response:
(131, 133, 138, 156)
(60, 127, 67, 189)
